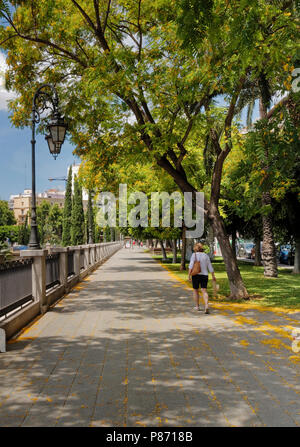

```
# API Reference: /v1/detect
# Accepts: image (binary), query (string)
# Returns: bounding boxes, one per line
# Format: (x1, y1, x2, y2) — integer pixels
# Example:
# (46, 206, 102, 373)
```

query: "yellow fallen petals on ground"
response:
(289, 356, 300, 364)
(254, 323, 292, 340)
(260, 338, 291, 351)
(235, 316, 258, 326)
(240, 340, 250, 347)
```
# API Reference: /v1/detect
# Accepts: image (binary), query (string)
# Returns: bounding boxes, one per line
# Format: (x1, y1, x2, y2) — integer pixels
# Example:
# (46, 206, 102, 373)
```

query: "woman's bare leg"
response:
(193, 289, 199, 308)
(201, 288, 209, 311)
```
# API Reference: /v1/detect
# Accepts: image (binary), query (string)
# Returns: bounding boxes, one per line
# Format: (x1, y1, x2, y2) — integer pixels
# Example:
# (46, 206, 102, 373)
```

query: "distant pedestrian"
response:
(188, 243, 216, 314)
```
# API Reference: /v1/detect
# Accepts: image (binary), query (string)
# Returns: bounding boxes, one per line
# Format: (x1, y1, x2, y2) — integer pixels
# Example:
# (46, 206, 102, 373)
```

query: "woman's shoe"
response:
(193, 306, 200, 311)
(204, 308, 210, 314)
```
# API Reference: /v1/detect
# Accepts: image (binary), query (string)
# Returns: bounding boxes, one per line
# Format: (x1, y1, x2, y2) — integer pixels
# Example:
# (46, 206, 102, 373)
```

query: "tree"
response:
(0, 0, 297, 297)
(0, 200, 16, 226)
(62, 165, 73, 246)
(176, 0, 297, 287)
(86, 189, 95, 244)
(180, 223, 187, 270)
(71, 175, 85, 245)
(46, 203, 63, 245)
(36, 200, 50, 246)
(18, 213, 30, 245)
(226, 92, 300, 273)
(0, 225, 19, 244)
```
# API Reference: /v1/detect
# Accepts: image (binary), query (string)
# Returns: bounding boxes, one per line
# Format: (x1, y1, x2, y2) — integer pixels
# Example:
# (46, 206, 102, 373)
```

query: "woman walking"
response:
(188, 243, 216, 314)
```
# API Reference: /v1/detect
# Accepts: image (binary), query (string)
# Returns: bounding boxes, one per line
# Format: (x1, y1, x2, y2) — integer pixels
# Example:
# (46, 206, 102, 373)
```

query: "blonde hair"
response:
(194, 243, 204, 252)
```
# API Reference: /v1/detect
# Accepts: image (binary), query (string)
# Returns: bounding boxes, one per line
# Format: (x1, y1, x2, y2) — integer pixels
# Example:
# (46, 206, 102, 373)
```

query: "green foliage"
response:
(1, 0, 296, 200)
(36, 200, 50, 245)
(86, 190, 95, 243)
(0, 241, 13, 263)
(71, 175, 85, 245)
(48, 204, 63, 239)
(0, 200, 16, 225)
(95, 224, 101, 243)
(43, 203, 63, 245)
(177, 0, 213, 51)
(62, 166, 72, 246)
(103, 226, 111, 242)
(33, 201, 64, 246)
(17, 214, 30, 245)
(222, 92, 300, 241)
(0, 0, 10, 16)
(0, 225, 19, 243)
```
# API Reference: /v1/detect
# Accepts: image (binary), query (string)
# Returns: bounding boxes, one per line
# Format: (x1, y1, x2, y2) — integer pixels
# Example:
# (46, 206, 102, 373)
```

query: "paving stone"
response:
(0, 248, 299, 427)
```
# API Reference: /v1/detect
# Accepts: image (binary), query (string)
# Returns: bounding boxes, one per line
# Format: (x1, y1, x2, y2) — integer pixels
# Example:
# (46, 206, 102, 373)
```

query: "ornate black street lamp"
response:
(28, 84, 67, 249)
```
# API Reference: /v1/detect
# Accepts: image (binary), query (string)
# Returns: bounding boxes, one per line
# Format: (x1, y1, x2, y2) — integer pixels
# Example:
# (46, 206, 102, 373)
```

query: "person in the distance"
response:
(188, 243, 216, 314)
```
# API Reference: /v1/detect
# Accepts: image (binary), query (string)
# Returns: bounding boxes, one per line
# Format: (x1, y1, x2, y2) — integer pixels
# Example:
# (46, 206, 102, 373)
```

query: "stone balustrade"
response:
(0, 241, 122, 345)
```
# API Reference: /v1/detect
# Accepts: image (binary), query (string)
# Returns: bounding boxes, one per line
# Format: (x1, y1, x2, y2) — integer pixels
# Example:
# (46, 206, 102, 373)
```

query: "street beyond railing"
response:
(0, 241, 122, 342)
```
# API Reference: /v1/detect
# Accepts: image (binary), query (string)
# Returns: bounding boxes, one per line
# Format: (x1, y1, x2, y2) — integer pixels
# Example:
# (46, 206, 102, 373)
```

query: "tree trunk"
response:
(232, 230, 237, 260)
(254, 236, 262, 266)
(207, 224, 215, 260)
(262, 192, 278, 277)
(172, 239, 178, 263)
(258, 98, 278, 277)
(154, 239, 159, 248)
(293, 239, 300, 274)
(160, 240, 168, 261)
(209, 205, 249, 299)
(180, 225, 186, 270)
(166, 239, 172, 248)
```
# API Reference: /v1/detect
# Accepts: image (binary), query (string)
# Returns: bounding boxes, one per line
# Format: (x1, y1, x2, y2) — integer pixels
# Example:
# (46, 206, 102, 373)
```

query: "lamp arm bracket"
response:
(32, 84, 59, 124)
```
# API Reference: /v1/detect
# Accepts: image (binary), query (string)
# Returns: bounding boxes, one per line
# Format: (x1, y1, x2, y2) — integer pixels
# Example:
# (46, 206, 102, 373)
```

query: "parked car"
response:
(238, 242, 255, 259)
(279, 245, 295, 265)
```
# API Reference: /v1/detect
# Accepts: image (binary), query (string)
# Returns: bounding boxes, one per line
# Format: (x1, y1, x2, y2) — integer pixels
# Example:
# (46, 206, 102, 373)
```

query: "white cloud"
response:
(0, 51, 17, 110)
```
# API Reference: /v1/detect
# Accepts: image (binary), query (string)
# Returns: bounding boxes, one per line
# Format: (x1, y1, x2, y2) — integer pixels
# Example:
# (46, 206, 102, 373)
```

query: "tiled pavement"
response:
(0, 248, 299, 427)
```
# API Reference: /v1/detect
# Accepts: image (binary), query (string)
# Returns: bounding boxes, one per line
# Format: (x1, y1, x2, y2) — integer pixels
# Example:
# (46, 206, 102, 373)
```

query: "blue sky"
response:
(0, 46, 80, 201)
(0, 109, 80, 200)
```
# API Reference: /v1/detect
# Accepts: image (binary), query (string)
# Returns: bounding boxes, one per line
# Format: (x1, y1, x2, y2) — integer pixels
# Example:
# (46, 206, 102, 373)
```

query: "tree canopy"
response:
(0, 0, 298, 295)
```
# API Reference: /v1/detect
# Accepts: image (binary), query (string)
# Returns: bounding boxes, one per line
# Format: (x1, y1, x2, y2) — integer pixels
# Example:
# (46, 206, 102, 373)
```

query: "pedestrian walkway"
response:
(0, 248, 299, 427)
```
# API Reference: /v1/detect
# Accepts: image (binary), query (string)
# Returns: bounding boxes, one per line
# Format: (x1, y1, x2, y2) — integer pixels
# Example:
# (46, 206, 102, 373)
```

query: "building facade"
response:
(11, 189, 65, 225)
(11, 183, 87, 225)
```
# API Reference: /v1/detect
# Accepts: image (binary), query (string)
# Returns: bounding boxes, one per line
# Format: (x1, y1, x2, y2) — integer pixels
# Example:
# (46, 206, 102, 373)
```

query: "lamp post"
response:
(28, 84, 67, 249)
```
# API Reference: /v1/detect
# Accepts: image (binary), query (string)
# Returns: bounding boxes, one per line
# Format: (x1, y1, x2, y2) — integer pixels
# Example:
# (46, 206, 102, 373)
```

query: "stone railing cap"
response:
(20, 249, 48, 257)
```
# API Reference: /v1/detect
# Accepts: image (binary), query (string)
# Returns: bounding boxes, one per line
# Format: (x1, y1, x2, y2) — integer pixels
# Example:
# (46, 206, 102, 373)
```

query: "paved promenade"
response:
(0, 248, 300, 427)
